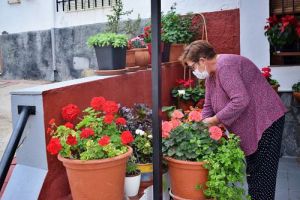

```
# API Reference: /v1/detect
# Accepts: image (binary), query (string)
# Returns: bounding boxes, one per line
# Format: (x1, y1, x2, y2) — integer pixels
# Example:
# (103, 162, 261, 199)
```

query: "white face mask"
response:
(193, 67, 209, 79)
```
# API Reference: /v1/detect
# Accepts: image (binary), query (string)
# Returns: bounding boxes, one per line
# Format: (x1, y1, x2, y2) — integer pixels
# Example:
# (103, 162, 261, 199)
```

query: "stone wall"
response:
(0, 9, 240, 81)
(281, 93, 300, 157)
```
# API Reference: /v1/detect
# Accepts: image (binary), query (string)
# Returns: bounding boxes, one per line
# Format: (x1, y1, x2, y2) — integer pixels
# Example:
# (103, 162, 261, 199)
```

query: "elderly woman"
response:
(180, 40, 286, 200)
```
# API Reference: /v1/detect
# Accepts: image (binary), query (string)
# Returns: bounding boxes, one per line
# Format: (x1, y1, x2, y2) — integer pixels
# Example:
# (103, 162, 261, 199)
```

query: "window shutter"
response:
(271, 0, 300, 14)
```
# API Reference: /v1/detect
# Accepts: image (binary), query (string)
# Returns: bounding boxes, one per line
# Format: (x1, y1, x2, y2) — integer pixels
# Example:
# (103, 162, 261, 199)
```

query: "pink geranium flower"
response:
(188, 111, 202, 122)
(171, 119, 181, 129)
(171, 110, 184, 119)
(209, 126, 223, 141)
(162, 121, 173, 138)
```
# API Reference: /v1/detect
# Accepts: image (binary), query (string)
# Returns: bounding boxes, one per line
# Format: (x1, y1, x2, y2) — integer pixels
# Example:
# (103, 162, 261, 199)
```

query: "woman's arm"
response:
(215, 65, 250, 127)
(202, 79, 215, 119)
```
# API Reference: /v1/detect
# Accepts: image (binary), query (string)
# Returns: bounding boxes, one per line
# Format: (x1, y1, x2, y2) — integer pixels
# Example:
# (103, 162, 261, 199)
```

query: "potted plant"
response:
(127, 36, 149, 67)
(292, 81, 300, 102)
(261, 66, 280, 92)
(161, 3, 195, 62)
(171, 78, 205, 111)
(124, 156, 141, 198)
(46, 96, 134, 199)
(162, 109, 248, 200)
(120, 104, 153, 182)
(87, 32, 128, 70)
(264, 14, 300, 53)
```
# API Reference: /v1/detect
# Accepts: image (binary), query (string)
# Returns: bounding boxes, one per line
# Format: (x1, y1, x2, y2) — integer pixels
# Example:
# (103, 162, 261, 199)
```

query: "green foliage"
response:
(132, 131, 153, 163)
(292, 82, 300, 92)
(126, 156, 140, 176)
(161, 3, 194, 44)
(106, 0, 133, 33)
(203, 134, 250, 200)
(87, 32, 128, 48)
(162, 110, 248, 200)
(171, 79, 205, 103)
(123, 14, 142, 39)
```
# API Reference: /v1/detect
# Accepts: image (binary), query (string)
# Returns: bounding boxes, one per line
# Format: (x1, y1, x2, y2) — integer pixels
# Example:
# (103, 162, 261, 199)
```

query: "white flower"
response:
(178, 90, 186, 96)
(135, 129, 145, 135)
(148, 135, 153, 139)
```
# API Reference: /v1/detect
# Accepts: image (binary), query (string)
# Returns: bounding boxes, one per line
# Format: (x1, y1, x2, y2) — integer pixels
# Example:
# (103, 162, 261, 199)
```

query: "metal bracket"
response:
(18, 106, 36, 115)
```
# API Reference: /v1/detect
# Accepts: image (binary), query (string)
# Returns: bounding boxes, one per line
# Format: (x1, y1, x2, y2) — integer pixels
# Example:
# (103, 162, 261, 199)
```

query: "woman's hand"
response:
(202, 116, 219, 127)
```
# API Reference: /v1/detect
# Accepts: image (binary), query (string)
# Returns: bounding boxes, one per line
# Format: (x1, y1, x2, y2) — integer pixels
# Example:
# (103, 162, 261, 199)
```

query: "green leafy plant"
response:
(123, 14, 142, 39)
(127, 36, 146, 49)
(264, 14, 300, 51)
(292, 82, 300, 92)
(46, 96, 134, 160)
(126, 156, 140, 176)
(120, 104, 153, 164)
(162, 109, 248, 200)
(171, 79, 205, 103)
(106, 0, 133, 33)
(161, 3, 194, 44)
(261, 66, 280, 86)
(87, 32, 128, 48)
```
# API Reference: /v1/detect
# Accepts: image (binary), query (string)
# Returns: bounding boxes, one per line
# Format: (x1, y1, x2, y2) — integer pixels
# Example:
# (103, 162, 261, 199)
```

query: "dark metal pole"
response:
(151, 0, 162, 199)
(0, 106, 35, 190)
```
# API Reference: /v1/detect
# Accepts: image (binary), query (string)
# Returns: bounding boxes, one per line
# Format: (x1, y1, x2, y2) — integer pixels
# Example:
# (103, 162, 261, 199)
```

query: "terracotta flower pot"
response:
(134, 48, 149, 67)
(126, 49, 136, 67)
(272, 84, 279, 92)
(169, 44, 185, 62)
(164, 156, 208, 200)
(137, 163, 153, 182)
(293, 92, 300, 102)
(58, 147, 132, 200)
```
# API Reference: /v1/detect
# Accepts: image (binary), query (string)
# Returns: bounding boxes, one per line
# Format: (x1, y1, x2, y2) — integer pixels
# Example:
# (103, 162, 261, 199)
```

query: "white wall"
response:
(0, 0, 53, 34)
(0, 0, 239, 33)
(240, 0, 270, 67)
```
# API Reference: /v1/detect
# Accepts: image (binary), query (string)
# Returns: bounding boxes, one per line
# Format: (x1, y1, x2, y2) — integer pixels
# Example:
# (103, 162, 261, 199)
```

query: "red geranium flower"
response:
(262, 67, 271, 72)
(47, 127, 53, 135)
(102, 101, 119, 114)
(209, 126, 223, 141)
(116, 117, 126, 125)
(64, 122, 74, 129)
(49, 118, 55, 125)
(104, 114, 114, 124)
(80, 128, 94, 139)
(98, 135, 110, 146)
(61, 104, 80, 122)
(66, 134, 77, 146)
(121, 131, 134, 145)
(90, 96, 106, 111)
(47, 138, 62, 155)
(262, 71, 271, 78)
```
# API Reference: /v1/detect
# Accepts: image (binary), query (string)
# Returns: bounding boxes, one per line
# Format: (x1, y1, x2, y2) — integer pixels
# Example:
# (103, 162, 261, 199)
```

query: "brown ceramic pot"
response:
(293, 92, 300, 102)
(58, 147, 132, 200)
(164, 157, 208, 200)
(169, 44, 185, 62)
(126, 49, 136, 67)
(134, 48, 149, 67)
(272, 84, 279, 92)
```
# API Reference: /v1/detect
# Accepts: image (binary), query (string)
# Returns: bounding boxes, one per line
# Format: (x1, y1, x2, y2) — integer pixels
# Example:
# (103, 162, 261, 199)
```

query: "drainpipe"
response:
(51, 0, 57, 82)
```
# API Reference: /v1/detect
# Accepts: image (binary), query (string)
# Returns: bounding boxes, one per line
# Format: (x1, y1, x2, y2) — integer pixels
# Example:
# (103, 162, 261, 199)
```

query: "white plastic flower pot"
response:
(124, 173, 141, 197)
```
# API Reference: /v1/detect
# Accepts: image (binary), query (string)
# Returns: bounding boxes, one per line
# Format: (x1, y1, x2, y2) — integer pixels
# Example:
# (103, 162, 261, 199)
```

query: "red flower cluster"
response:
(90, 97, 106, 111)
(176, 79, 194, 88)
(281, 15, 298, 33)
(121, 131, 134, 145)
(64, 122, 74, 129)
(47, 138, 62, 155)
(261, 67, 271, 79)
(66, 135, 77, 146)
(80, 128, 95, 139)
(116, 117, 126, 125)
(98, 135, 110, 147)
(61, 104, 80, 122)
(104, 114, 114, 124)
(102, 101, 119, 114)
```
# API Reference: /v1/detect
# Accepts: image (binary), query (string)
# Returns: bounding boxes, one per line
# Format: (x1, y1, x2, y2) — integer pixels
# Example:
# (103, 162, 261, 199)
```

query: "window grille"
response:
(270, 0, 300, 14)
(56, 0, 116, 12)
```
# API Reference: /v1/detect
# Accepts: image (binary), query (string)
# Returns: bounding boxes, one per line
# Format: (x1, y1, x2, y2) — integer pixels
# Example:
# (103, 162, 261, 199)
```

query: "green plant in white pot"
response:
(124, 156, 141, 198)
(87, 32, 128, 70)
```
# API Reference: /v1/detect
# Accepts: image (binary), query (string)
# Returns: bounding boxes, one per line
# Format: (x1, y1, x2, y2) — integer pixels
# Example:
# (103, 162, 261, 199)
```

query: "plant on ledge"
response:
(292, 81, 300, 101)
(46, 96, 134, 199)
(261, 66, 280, 91)
(87, 32, 128, 48)
(264, 14, 300, 52)
(162, 109, 249, 200)
(172, 78, 205, 110)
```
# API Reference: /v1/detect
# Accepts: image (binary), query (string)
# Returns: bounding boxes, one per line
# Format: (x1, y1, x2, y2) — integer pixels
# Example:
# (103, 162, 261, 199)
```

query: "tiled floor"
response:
(276, 157, 300, 200)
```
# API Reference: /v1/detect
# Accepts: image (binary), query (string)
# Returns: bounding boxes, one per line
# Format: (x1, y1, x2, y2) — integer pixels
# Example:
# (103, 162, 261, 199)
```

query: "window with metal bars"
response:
(56, 0, 116, 12)
(270, 0, 300, 14)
